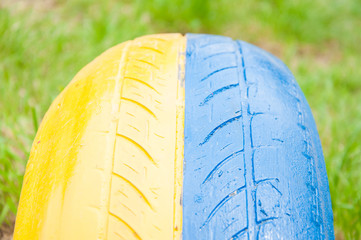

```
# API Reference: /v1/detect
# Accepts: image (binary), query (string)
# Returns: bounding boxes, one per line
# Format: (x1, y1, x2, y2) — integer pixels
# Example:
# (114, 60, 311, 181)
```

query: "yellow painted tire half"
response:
(14, 34, 185, 240)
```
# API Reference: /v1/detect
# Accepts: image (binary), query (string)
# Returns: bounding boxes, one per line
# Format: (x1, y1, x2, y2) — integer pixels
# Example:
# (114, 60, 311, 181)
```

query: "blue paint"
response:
(183, 34, 334, 239)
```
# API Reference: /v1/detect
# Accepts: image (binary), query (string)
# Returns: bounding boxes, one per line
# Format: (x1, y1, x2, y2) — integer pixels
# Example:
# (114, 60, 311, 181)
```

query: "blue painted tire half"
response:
(183, 34, 334, 239)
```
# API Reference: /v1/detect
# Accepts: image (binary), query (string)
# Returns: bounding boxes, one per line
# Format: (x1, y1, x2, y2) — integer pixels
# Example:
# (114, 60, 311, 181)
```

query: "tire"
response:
(183, 34, 334, 239)
(14, 33, 334, 240)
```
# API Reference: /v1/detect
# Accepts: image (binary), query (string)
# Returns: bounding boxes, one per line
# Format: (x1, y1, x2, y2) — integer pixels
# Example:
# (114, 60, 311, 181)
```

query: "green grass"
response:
(1, 0, 360, 238)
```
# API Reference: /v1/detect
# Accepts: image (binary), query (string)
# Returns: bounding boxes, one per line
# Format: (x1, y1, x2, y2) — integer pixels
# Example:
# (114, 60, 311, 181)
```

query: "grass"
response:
(1, 0, 360, 238)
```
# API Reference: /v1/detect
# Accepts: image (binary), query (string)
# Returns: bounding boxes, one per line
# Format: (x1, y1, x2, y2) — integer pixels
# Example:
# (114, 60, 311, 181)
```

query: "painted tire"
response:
(14, 34, 334, 240)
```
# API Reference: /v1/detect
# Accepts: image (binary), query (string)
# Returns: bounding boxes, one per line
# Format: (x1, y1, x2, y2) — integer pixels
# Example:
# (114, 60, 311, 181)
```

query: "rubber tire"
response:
(14, 33, 334, 240)
(183, 34, 334, 239)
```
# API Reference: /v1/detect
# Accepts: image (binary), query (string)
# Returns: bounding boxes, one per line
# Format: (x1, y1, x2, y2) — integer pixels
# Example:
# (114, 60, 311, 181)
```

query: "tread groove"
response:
(121, 97, 157, 119)
(104, 41, 133, 240)
(124, 76, 161, 95)
(138, 46, 165, 55)
(203, 51, 235, 60)
(202, 149, 244, 184)
(109, 212, 142, 240)
(199, 41, 230, 49)
(201, 186, 246, 229)
(116, 133, 158, 166)
(133, 58, 160, 70)
(200, 66, 237, 82)
(199, 83, 239, 106)
(199, 115, 242, 146)
(229, 227, 248, 240)
(235, 40, 258, 240)
(111, 171, 154, 210)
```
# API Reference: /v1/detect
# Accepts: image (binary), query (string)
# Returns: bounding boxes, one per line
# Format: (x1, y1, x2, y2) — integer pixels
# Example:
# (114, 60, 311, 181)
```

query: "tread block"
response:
(256, 182, 282, 222)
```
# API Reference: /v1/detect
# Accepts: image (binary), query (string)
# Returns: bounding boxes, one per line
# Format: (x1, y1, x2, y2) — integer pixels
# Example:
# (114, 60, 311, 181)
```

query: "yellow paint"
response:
(174, 40, 185, 239)
(14, 34, 186, 240)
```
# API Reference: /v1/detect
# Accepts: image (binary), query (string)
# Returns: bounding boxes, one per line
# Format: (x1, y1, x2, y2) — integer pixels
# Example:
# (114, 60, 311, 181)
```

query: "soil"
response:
(0, 222, 13, 240)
